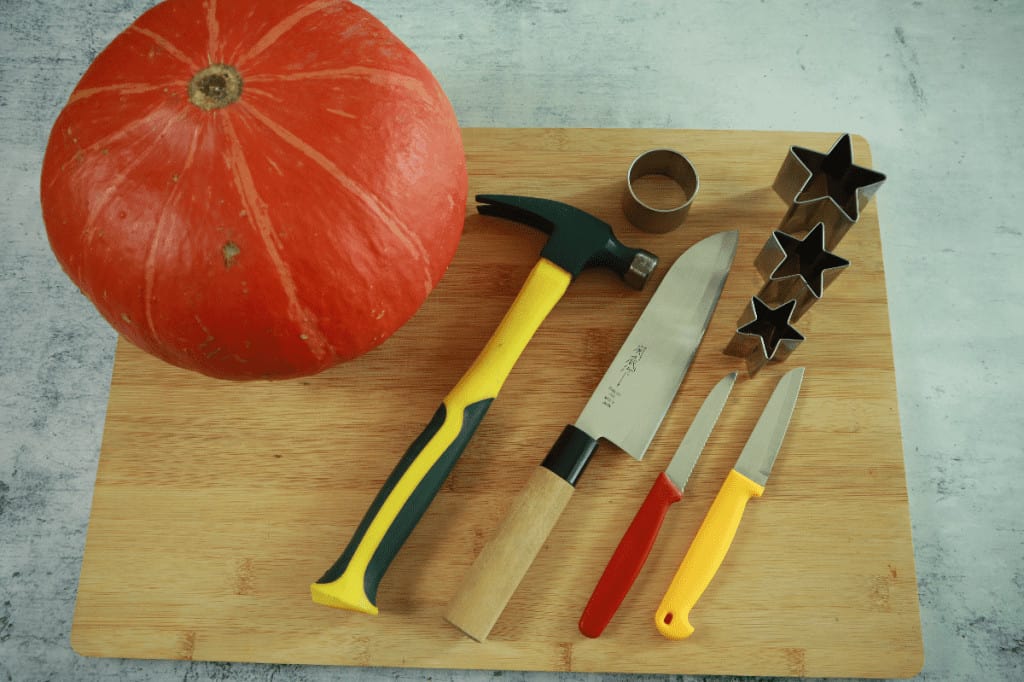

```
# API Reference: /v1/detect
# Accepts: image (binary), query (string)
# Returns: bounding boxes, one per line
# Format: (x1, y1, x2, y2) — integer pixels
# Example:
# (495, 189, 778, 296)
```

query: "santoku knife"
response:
(656, 366, 805, 640)
(444, 230, 739, 642)
(578, 371, 737, 638)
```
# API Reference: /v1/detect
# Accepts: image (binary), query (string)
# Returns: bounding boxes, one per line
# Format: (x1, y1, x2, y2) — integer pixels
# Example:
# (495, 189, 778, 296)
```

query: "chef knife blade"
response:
(573, 231, 740, 460)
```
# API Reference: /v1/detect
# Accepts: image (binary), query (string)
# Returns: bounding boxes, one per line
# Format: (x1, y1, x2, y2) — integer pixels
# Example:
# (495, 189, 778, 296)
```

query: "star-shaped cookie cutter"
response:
(723, 297, 805, 376)
(773, 133, 886, 250)
(754, 222, 851, 321)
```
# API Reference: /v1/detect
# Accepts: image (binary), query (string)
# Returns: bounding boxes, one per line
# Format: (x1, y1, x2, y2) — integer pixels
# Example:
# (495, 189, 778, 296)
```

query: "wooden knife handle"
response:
(445, 465, 576, 641)
(578, 471, 682, 638)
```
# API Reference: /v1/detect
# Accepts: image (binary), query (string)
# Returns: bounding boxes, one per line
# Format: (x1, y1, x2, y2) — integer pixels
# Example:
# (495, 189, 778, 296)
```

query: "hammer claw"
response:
(476, 194, 658, 288)
(476, 195, 557, 236)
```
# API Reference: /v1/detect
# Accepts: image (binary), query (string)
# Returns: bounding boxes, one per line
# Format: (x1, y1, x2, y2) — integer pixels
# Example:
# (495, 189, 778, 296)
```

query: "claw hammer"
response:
(311, 194, 658, 615)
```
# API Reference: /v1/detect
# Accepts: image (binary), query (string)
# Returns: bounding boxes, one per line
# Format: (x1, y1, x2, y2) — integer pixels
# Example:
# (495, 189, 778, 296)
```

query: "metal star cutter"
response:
(773, 133, 886, 249)
(754, 222, 850, 321)
(723, 297, 805, 376)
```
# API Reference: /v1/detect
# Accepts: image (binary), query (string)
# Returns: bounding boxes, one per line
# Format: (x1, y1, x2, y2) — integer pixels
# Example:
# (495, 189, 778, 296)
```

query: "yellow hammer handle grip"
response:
(655, 468, 764, 640)
(311, 259, 571, 614)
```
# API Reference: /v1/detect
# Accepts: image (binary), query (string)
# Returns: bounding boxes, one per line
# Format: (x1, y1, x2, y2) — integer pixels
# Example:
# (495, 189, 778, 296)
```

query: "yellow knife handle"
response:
(655, 468, 764, 639)
(311, 258, 571, 615)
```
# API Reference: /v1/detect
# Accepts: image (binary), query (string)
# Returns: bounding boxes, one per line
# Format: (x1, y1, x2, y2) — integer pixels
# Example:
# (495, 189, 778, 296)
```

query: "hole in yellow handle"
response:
(663, 612, 674, 625)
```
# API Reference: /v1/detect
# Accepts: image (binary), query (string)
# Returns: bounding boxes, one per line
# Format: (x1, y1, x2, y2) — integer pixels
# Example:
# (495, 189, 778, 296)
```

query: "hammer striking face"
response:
(311, 195, 657, 616)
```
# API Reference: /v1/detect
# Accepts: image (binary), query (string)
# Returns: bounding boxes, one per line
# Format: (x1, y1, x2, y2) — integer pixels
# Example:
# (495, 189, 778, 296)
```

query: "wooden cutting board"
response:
(72, 128, 923, 678)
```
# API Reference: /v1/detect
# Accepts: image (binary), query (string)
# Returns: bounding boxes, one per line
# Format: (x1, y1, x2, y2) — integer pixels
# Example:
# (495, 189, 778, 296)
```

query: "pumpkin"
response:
(41, 0, 467, 380)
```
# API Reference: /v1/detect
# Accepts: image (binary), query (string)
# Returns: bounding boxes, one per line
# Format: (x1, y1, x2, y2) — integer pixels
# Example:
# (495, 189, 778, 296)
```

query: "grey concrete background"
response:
(2, 1, 1021, 680)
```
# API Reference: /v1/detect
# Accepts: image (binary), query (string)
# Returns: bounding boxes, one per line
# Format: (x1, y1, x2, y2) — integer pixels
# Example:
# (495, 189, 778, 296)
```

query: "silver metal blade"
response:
(574, 231, 739, 459)
(664, 372, 737, 490)
(734, 367, 805, 487)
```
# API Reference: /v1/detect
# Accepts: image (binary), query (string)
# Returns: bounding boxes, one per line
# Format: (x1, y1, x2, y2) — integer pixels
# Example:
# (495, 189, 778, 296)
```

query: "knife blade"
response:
(444, 230, 739, 642)
(578, 371, 737, 638)
(656, 366, 805, 640)
(573, 231, 740, 460)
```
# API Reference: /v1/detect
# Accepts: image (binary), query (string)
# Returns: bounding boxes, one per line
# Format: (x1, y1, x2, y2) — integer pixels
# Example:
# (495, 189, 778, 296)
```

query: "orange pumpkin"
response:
(41, 0, 467, 380)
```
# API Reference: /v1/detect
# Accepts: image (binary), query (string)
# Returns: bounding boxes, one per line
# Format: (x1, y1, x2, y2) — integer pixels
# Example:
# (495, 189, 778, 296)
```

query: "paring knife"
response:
(656, 366, 805, 640)
(444, 230, 739, 642)
(578, 371, 738, 638)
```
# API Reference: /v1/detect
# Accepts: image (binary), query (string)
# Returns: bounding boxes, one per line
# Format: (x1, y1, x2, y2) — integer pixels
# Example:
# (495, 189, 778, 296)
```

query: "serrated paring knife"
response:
(443, 230, 739, 642)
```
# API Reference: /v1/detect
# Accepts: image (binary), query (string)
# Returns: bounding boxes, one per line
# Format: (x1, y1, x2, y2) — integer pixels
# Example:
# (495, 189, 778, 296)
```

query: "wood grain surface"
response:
(71, 128, 923, 677)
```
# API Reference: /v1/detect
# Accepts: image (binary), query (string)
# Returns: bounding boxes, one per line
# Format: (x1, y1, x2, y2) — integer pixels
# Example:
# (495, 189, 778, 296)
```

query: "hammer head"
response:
(477, 195, 658, 289)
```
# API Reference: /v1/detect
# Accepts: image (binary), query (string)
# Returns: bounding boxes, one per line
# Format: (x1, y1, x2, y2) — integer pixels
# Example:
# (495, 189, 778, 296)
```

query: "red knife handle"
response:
(579, 471, 683, 638)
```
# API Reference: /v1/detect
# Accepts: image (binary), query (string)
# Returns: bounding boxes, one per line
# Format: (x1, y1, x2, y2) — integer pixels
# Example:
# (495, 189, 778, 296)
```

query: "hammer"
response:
(311, 194, 658, 615)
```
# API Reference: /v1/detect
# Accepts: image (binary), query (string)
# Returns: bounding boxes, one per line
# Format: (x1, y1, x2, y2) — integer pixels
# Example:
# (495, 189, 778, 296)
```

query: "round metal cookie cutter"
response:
(622, 148, 700, 233)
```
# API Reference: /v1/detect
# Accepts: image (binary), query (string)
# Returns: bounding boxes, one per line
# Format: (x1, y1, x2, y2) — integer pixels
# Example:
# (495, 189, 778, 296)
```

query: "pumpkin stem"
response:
(189, 64, 243, 111)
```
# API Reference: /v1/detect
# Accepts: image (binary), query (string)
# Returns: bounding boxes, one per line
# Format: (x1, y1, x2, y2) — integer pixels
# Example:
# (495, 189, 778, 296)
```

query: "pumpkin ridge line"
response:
(234, 0, 339, 70)
(68, 82, 181, 106)
(218, 110, 335, 363)
(47, 98, 178, 194)
(130, 25, 199, 72)
(143, 125, 203, 352)
(206, 0, 221, 65)
(240, 86, 280, 103)
(245, 67, 435, 109)
(77, 105, 186, 274)
(238, 100, 434, 296)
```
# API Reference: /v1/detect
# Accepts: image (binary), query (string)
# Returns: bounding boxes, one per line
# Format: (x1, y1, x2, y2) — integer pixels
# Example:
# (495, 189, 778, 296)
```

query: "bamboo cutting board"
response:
(72, 128, 923, 678)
